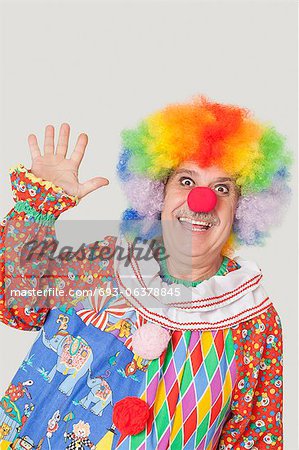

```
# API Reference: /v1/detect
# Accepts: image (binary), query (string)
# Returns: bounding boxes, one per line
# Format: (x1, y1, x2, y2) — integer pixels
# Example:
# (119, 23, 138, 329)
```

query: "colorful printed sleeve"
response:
(45, 229, 118, 320)
(0, 163, 79, 331)
(218, 304, 283, 450)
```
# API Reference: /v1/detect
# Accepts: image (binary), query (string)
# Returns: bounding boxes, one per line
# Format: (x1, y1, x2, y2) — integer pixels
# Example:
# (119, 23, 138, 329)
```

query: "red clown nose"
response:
(187, 187, 217, 213)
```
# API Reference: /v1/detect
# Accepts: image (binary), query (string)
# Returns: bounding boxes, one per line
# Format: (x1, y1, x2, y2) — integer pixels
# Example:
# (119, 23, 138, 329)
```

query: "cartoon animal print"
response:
(45, 410, 61, 450)
(0, 396, 35, 441)
(64, 420, 95, 450)
(18, 403, 34, 431)
(0, 422, 11, 439)
(32, 410, 60, 450)
(5, 380, 33, 402)
(108, 351, 120, 366)
(105, 319, 133, 340)
(46, 410, 60, 437)
(41, 314, 93, 396)
(124, 354, 149, 377)
(79, 370, 113, 416)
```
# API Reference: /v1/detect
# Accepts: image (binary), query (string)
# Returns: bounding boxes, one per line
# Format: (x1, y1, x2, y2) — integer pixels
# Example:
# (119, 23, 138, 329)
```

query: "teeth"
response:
(179, 217, 213, 227)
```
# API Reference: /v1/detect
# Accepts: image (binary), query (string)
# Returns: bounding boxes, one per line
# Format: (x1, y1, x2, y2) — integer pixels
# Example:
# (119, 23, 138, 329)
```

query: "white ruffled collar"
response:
(114, 234, 272, 331)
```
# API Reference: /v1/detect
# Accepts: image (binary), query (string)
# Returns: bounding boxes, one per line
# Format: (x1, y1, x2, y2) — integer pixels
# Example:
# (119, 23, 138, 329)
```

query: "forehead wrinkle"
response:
(170, 168, 197, 178)
(170, 169, 234, 183)
(214, 177, 233, 182)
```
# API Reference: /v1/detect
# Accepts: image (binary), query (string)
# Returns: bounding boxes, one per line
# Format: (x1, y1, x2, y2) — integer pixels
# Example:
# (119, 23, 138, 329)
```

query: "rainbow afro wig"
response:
(116, 95, 293, 256)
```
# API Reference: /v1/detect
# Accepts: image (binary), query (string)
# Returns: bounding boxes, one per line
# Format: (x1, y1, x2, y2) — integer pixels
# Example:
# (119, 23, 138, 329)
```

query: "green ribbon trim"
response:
(14, 200, 56, 226)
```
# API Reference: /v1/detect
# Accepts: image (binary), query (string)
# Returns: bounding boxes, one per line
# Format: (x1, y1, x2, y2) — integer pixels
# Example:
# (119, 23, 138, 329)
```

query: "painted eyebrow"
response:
(171, 169, 233, 182)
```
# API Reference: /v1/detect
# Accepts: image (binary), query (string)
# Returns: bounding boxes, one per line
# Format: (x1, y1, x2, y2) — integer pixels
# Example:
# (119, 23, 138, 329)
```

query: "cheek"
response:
(162, 189, 187, 217)
(216, 198, 237, 223)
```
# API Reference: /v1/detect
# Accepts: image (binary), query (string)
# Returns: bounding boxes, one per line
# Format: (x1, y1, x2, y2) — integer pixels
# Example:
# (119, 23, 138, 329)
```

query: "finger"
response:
(28, 134, 41, 160)
(78, 177, 109, 199)
(56, 123, 70, 157)
(70, 133, 88, 167)
(43, 124, 55, 155)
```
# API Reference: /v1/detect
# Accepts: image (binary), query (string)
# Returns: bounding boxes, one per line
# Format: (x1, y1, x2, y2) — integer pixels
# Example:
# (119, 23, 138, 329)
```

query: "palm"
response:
(28, 123, 109, 199)
(31, 155, 80, 197)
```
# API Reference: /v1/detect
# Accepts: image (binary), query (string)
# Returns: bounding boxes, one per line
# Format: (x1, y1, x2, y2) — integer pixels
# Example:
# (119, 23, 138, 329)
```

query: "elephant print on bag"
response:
(79, 370, 113, 416)
(41, 314, 93, 396)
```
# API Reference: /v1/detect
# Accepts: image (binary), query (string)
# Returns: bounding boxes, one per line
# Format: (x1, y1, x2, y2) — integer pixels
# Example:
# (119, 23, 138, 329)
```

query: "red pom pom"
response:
(187, 186, 217, 213)
(113, 396, 150, 436)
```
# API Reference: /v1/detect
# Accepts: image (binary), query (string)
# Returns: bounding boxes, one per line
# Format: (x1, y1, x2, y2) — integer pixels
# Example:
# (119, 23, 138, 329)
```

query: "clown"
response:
(0, 96, 291, 448)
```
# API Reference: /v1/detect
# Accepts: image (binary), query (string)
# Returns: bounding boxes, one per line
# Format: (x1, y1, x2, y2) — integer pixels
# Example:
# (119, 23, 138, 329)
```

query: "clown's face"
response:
(161, 161, 239, 259)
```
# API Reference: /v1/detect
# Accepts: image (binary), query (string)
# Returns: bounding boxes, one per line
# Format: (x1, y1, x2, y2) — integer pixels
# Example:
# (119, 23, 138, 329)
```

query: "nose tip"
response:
(187, 187, 217, 213)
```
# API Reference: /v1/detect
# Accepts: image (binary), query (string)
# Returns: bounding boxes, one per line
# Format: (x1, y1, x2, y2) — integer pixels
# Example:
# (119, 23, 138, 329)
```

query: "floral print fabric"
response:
(218, 305, 283, 449)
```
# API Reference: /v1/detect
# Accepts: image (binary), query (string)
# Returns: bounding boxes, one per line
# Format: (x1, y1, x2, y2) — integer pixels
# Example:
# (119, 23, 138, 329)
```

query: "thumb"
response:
(78, 177, 109, 199)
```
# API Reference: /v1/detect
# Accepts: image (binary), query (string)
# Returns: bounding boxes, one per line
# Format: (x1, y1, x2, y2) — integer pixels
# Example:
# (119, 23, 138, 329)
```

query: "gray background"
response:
(0, 0, 297, 447)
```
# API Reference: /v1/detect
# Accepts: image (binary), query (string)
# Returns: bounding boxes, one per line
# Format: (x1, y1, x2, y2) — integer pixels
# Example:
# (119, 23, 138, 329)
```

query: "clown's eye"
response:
(214, 184, 229, 194)
(180, 177, 195, 187)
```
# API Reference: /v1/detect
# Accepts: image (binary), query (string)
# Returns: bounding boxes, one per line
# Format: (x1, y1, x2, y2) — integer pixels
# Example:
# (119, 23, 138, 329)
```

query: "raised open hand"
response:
(28, 123, 109, 199)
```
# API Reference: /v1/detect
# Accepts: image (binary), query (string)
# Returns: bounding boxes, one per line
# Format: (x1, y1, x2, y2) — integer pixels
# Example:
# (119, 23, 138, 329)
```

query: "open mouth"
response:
(178, 217, 214, 232)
